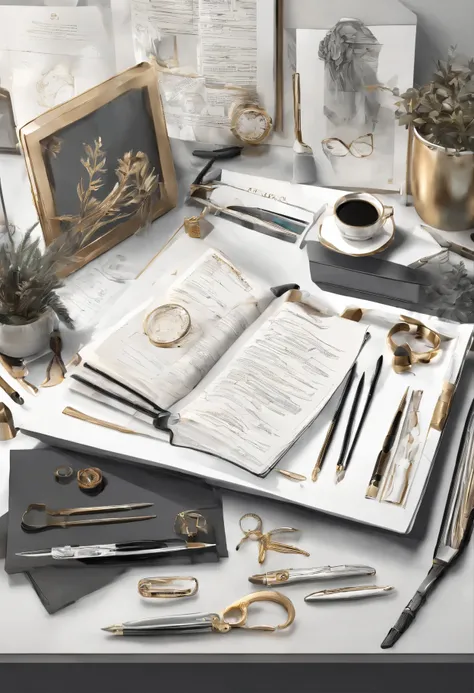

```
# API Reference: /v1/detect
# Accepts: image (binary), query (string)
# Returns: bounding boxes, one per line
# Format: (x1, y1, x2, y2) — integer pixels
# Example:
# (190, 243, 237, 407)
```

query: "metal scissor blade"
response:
(16, 549, 53, 558)
(103, 612, 218, 636)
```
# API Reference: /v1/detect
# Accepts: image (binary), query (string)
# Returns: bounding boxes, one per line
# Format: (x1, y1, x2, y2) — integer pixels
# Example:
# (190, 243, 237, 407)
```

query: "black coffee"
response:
(336, 200, 379, 227)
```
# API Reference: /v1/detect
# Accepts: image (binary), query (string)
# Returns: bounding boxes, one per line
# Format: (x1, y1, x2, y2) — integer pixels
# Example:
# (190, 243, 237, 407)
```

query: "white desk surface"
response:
(0, 141, 473, 657)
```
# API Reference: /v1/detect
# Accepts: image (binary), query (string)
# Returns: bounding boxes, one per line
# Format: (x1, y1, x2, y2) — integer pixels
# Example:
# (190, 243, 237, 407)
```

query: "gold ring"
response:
(143, 304, 191, 348)
(239, 513, 263, 536)
(77, 467, 103, 490)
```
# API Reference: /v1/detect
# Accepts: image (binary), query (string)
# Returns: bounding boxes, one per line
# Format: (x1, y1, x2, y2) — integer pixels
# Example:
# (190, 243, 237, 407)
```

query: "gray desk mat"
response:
(2, 447, 227, 613)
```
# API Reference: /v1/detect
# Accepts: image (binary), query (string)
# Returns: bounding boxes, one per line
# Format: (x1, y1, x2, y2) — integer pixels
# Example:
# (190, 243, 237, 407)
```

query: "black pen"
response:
(337, 355, 384, 483)
(312, 364, 357, 482)
(366, 387, 409, 499)
(335, 373, 365, 484)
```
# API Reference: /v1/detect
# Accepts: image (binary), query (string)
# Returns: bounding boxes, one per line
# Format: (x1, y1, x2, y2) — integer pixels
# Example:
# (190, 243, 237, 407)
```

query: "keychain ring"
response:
(143, 304, 191, 348)
(239, 513, 263, 536)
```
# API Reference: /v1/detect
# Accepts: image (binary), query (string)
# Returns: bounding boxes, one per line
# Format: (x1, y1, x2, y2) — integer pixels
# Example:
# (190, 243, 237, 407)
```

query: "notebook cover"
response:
(5, 448, 227, 613)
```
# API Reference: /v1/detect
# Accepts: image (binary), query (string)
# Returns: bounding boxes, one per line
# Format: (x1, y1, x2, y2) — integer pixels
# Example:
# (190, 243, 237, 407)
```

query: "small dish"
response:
(318, 214, 395, 257)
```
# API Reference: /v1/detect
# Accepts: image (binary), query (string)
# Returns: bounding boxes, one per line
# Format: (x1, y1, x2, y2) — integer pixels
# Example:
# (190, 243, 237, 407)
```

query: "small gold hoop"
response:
(143, 303, 191, 348)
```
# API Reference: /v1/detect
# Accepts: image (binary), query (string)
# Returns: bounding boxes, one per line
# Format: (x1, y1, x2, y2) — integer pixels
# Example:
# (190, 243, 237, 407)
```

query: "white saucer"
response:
(318, 214, 395, 257)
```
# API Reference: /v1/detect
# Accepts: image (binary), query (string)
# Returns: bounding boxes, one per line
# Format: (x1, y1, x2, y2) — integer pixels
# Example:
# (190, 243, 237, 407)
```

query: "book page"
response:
(172, 299, 367, 475)
(82, 248, 271, 410)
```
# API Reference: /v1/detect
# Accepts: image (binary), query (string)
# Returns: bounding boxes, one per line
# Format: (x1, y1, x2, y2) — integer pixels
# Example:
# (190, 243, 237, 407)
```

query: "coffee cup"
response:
(334, 192, 394, 242)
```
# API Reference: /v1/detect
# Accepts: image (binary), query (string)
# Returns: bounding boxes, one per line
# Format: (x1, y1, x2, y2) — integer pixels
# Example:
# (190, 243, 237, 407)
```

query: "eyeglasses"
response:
(322, 133, 374, 159)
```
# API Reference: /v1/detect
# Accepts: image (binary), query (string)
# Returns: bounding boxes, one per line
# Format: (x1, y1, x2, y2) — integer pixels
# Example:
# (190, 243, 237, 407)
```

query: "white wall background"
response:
(0, 0, 473, 85)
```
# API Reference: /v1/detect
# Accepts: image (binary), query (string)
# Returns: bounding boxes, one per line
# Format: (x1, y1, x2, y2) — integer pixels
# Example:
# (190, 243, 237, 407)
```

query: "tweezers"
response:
(21, 502, 156, 532)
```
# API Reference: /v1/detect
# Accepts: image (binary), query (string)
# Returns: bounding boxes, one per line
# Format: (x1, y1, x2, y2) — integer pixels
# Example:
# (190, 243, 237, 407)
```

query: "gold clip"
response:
(387, 317, 441, 373)
(236, 513, 310, 564)
(138, 576, 199, 599)
(174, 510, 208, 539)
(213, 591, 295, 633)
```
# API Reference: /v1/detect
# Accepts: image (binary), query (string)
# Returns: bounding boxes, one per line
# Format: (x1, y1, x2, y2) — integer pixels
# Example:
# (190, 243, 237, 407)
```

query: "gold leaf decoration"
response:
(55, 138, 160, 242)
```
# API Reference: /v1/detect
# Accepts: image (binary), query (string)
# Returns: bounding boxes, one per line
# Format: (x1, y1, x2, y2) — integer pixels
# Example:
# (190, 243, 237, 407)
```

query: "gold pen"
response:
(366, 388, 409, 500)
(430, 350, 457, 432)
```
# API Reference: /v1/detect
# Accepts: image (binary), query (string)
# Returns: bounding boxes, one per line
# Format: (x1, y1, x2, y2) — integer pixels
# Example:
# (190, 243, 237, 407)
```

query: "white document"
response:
(0, 5, 114, 127)
(81, 248, 272, 410)
(297, 25, 416, 191)
(173, 297, 367, 475)
(131, 0, 276, 143)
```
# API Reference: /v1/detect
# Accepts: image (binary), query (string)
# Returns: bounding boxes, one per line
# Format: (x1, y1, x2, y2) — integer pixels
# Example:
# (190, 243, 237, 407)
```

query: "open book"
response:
(70, 248, 368, 476)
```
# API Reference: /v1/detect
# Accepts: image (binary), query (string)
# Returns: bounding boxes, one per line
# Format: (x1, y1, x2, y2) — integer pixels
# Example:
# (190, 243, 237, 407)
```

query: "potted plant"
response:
(396, 47, 474, 231)
(0, 224, 82, 358)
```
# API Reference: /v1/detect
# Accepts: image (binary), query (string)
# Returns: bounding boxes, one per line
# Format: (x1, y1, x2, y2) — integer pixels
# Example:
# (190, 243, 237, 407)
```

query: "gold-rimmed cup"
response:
(334, 192, 394, 242)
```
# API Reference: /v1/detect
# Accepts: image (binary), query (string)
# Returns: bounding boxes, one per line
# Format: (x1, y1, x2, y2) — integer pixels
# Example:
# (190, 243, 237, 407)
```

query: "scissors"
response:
(102, 590, 295, 636)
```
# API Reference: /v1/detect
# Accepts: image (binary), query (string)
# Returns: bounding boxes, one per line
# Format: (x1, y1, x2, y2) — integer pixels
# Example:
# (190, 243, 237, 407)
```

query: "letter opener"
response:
(249, 565, 376, 586)
(16, 539, 216, 560)
(102, 591, 295, 636)
(366, 387, 409, 499)
(335, 372, 365, 484)
(336, 355, 383, 484)
(305, 585, 394, 602)
(312, 363, 357, 482)
(381, 397, 474, 649)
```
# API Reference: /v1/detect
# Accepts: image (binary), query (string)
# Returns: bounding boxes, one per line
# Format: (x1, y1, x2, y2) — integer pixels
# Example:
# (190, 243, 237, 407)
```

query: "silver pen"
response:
(249, 565, 376, 586)
(305, 585, 394, 602)
(16, 539, 216, 561)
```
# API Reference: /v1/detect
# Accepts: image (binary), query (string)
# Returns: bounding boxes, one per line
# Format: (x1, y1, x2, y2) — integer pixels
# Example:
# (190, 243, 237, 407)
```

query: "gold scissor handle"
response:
(216, 591, 295, 633)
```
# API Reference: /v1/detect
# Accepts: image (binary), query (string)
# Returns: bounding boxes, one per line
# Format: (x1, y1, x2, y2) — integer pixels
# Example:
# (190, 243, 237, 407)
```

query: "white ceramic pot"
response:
(0, 309, 55, 358)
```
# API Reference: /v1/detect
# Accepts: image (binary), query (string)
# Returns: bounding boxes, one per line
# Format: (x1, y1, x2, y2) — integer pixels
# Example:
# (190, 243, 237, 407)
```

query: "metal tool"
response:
(62, 406, 159, 440)
(311, 364, 357, 482)
(420, 224, 474, 262)
(20, 502, 156, 532)
(102, 590, 295, 636)
(138, 576, 199, 599)
(236, 513, 309, 564)
(381, 397, 474, 649)
(0, 374, 24, 405)
(249, 565, 376, 586)
(41, 330, 67, 388)
(0, 353, 38, 396)
(305, 585, 395, 602)
(16, 539, 215, 560)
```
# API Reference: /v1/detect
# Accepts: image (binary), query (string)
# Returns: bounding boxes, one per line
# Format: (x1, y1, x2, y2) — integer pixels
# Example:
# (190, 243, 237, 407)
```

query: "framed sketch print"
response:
(19, 62, 177, 275)
(0, 88, 19, 154)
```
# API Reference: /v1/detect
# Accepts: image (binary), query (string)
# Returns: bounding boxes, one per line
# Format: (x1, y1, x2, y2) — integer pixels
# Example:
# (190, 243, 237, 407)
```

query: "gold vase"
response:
(410, 128, 474, 231)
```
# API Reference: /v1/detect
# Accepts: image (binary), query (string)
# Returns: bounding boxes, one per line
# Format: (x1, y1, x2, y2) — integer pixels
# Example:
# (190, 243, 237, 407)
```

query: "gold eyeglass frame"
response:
(322, 133, 374, 159)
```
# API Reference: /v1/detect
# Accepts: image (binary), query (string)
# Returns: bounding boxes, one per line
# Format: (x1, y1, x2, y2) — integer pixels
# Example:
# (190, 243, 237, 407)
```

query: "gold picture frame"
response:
(20, 62, 177, 275)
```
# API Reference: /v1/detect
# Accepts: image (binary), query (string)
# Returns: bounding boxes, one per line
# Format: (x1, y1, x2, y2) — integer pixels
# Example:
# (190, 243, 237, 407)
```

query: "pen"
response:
(248, 564, 376, 586)
(16, 539, 216, 560)
(365, 387, 409, 499)
(335, 373, 365, 484)
(430, 347, 457, 432)
(337, 355, 384, 483)
(311, 364, 357, 482)
(0, 375, 24, 405)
